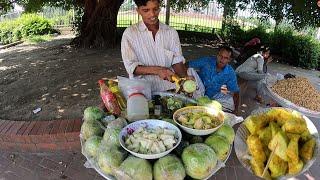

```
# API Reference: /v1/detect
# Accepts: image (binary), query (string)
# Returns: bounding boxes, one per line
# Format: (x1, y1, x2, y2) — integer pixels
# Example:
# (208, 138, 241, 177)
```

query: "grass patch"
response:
(24, 34, 53, 44)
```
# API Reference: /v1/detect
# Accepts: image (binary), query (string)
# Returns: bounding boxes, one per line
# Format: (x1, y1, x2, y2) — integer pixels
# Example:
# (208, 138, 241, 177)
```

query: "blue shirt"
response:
(188, 56, 240, 98)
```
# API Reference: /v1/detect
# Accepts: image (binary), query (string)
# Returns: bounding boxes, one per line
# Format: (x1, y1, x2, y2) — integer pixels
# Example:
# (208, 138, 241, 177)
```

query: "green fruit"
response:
(206, 100, 222, 111)
(182, 143, 217, 179)
(215, 124, 235, 144)
(81, 120, 104, 141)
(97, 147, 127, 176)
(196, 96, 211, 106)
(102, 127, 121, 147)
(153, 155, 186, 180)
(117, 156, 152, 180)
(83, 106, 104, 122)
(196, 97, 222, 111)
(205, 134, 230, 160)
(183, 80, 197, 93)
(83, 136, 102, 158)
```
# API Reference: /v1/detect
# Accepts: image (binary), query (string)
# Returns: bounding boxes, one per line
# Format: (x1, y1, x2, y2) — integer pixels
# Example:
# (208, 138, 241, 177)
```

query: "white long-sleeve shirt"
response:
(235, 53, 265, 74)
(121, 21, 185, 92)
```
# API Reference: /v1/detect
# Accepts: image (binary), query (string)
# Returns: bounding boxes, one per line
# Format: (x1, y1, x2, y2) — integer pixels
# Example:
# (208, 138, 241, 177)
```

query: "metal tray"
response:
(264, 78, 320, 119)
(80, 110, 244, 180)
(234, 107, 319, 179)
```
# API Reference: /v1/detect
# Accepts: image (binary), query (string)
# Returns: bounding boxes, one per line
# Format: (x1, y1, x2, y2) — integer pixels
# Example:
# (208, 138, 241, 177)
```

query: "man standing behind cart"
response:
(121, 0, 189, 92)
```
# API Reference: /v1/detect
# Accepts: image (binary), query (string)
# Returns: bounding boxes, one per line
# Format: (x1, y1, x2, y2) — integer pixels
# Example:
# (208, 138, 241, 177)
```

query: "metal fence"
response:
(117, 0, 258, 33)
(0, 10, 23, 22)
(0, 0, 258, 33)
(40, 7, 75, 28)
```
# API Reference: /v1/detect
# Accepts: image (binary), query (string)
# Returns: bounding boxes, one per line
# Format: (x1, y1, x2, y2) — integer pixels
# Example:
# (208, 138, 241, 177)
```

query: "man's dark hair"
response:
(218, 45, 233, 54)
(260, 45, 270, 53)
(134, 0, 160, 7)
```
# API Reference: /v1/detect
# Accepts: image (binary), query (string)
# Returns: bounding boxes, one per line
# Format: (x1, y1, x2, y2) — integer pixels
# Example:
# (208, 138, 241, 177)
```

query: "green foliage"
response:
(0, 1, 14, 15)
(0, 20, 21, 44)
(219, 21, 245, 46)
(43, 7, 75, 27)
(17, 14, 56, 36)
(217, 0, 238, 18)
(16, 0, 75, 12)
(267, 25, 320, 69)
(266, 26, 320, 69)
(244, 24, 270, 46)
(72, 6, 84, 35)
(288, 1, 320, 29)
(251, 0, 320, 29)
(221, 21, 320, 69)
(25, 34, 53, 44)
(0, 13, 56, 45)
(1, 0, 319, 32)
(184, 24, 213, 33)
(268, 23, 320, 69)
(170, 0, 211, 12)
(281, 35, 320, 69)
(120, 0, 135, 11)
(269, 24, 295, 59)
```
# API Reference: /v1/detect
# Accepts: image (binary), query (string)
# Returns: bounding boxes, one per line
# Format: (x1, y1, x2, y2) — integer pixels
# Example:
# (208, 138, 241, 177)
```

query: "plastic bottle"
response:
(98, 80, 121, 115)
(127, 93, 149, 121)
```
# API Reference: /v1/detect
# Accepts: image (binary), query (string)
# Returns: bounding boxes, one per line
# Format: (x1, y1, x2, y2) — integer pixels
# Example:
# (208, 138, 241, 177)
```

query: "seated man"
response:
(235, 37, 262, 67)
(187, 46, 240, 113)
(235, 46, 273, 103)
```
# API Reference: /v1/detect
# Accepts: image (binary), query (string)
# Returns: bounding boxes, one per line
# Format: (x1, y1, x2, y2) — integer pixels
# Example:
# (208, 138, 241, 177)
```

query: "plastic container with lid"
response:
(127, 93, 149, 122)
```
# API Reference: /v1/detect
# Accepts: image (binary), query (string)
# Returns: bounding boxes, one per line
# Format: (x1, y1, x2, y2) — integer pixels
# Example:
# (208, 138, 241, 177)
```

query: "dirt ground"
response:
(0, 35, 218, 121)
(1, 34, 319, 121)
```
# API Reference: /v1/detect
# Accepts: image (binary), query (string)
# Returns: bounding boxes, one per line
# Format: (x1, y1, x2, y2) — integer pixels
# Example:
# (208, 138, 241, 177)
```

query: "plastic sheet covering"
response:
(80, 135, 117, 180)
(96, 142, 127, 178)
(181, 143, 218, 179)
(115, 156, 152, 180)
(153, 155, 186, 180)
(234, 107, 320, 180)
(80, 112, 243, 180)
(263, 76, 320, 118)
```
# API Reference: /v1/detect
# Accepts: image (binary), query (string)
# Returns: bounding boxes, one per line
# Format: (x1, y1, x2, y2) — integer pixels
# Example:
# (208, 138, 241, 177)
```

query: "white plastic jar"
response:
(127, 93, 149, 121)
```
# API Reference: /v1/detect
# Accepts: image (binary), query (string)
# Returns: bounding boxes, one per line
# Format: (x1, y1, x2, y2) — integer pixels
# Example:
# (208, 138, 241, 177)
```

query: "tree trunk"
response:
(165, 0, 170, 25)
(273, 3, 284, 30)
(221, 5, 229, 31)
(221, 1, 236, 31)
(72, 0, 124, 48)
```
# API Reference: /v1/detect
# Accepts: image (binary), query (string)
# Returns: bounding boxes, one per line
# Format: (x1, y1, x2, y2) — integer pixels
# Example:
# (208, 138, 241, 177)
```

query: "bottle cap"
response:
(129, 92, 144, 98)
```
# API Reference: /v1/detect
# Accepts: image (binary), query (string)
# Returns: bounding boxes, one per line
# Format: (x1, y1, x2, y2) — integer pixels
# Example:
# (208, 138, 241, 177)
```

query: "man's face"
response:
(137, 0, 160, 26)
(263, 50, 270, 59)
(217, 49, 232, 68)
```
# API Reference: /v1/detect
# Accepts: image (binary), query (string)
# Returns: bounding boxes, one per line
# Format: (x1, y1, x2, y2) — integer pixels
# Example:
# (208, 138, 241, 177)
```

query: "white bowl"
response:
(173, 106, 225, 136)
(119, 119, 182, 159)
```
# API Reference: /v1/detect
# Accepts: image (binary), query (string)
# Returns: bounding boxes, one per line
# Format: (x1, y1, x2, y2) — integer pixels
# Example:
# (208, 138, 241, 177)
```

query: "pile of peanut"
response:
(271, 77, 320, 112)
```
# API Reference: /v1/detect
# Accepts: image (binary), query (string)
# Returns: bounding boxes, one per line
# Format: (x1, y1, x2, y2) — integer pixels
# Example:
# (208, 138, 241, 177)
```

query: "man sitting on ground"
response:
(186, 46, 240, 113)
(235, 46, 273, 103)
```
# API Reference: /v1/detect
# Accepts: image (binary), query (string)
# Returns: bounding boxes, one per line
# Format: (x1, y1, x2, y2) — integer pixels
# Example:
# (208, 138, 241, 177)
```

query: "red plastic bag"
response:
(98, 80, 121, 115)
